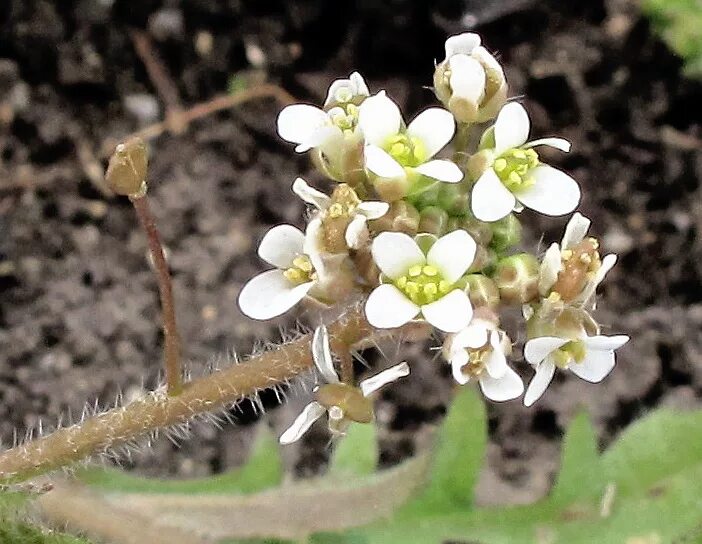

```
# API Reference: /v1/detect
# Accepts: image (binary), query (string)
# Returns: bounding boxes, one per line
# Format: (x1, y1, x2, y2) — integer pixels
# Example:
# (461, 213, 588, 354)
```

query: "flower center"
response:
(551, 238, 601, 301)
(394, 264, 453, 305)
(551, 340, 586, 368)
(460, 346, 491, 378)
(493, 148, 539, 191)
(329, 103, 360, 134)
(283, 255, 316, 286)
(383, 134, 427, 168)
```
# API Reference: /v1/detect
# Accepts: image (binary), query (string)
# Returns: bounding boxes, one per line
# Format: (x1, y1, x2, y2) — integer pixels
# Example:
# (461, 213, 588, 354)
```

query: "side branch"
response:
(0, 306, 379, 484)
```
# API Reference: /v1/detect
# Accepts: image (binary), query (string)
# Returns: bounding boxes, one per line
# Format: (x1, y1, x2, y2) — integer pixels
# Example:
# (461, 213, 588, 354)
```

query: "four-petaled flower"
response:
(444, 319, 524, 401)
(280, 325, 410, 444)
(365, 230, 476, 333)
(358, 91, 463, 187)
(471, 102, 580, 222)
(292, 177, 389, 249)
(523, 333, 629, 407)
(238, 224, 323, 320)
(277, 72, 370, 153)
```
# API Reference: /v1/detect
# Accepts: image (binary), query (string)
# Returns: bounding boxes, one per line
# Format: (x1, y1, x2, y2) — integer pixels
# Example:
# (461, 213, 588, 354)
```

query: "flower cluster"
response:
(238, 32, 628, 443)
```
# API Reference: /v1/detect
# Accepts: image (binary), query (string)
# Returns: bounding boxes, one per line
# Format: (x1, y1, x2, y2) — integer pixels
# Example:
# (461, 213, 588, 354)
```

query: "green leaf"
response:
(550, 410, 603, 505)
(328, 424, 378, 478)
(404, 386, 487, 514)
(79, 425, 283, 494)
(310, 531, 369, 544)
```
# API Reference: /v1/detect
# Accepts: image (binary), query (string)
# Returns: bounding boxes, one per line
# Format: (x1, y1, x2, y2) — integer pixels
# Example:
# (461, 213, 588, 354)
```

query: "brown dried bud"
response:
(315, 383, 374, 424)
(105, 138, 148, 196)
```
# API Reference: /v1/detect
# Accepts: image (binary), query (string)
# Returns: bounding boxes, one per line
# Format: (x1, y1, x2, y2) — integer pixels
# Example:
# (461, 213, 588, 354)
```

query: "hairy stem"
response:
(0, 305, 394, 484)
(131, 194, 183, 396)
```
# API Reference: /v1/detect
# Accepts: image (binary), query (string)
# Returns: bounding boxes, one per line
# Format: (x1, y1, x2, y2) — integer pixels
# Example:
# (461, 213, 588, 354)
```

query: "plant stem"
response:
(131, 194, 183, 396)
(0, 305, 402, 484)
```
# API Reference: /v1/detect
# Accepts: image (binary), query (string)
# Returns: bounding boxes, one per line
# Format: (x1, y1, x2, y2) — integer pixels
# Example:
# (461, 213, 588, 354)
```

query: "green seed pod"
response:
(491, 214, 522, 253)
(493, 253, 539, 304)
(369, 200, 420, 235)
(418, 206, 449, 236)
(464, 273, 500, 309)
(105, 138, 148, 197)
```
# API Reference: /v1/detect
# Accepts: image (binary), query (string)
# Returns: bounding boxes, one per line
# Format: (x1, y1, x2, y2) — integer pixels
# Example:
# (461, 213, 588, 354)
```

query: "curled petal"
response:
(445, 32, 481, 58)
(279, 401, 327, 445)
(407, 108, 456, 159)
(583, 334, 630, 352)
(524, 360, 556, 407)
(523, 138, 572, 152)
(452, 322, 489, 350)
(451, 358, 472, 385)
(277, 105, 329, 148)
(421, 289, 473, 333)
(238, 270, 313, 320)
(324, 71, 370, 107)
(371, 231, 425, 280)
(365, 284, 420, 329)
(577, 253, 617, 305)
(484, 331, 508, 379)
(292, 177, 331, 210)
(494, 102, 530, 155)
(358, 91, 402, 146)
(414, 160, 464, 183)
(365, 145, 406, 179)
(312, 325, 340, 384)
(480, 365, 524, 402)
(515, 165, 580, 217)
(345, 214, 369, 249)
(569, 350, 616, 383)
(426, 229, 476, 284)
(561, 212, 591, 249)
(360, 362, 410, 396)
(356, 200, 390, 219)
(295, 125, 343, 153)
(524, 336, 569, 365)
(539, 242, 562, 296)
(258, 224, 305, 269)
(471, 169, 517, 222)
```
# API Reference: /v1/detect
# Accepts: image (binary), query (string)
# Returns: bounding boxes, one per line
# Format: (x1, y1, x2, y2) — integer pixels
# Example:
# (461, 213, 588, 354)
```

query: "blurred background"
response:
(1, 0, 701, 506)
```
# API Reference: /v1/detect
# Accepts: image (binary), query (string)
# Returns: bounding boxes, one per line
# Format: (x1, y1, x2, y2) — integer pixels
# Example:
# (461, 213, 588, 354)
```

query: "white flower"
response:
(538, 212, 617, 306)
(471, 102, 580, 222)
(280, 325, 409, 444)
(358, 91, 463, 185)
(444, 320, 523, 401)
(434, 33, 507, 123)
(238, 224, 323, 320)
(365, 230, 475, 333)
(523, 333, 630, 407)
(292, 177, 389, 249)
(277, 72, 370, 153)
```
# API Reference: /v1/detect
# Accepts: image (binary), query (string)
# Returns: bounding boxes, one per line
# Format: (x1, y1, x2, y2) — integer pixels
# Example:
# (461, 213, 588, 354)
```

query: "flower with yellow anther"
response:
(238, 224, 325, 320)
(280, 325, 410, 444)
(471, 102, 580, 222)
(365, 230, 476, 333)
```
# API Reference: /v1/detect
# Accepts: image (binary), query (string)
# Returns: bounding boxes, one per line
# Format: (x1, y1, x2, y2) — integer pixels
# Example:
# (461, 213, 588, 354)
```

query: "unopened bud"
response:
(460, 214, 493, 247)
(106, 138, 148, 197)
(437, 184, 470, 216)
(373, 174, 411, 202)
(463, 274, 500, 309)
(493, 253, 539, 304)
(369, 200, 420, 235)
(466, 149, 494, 181)
(467, 245, 496, 273)
(418, 206, 449, 235)
(490, 214, 522, 253)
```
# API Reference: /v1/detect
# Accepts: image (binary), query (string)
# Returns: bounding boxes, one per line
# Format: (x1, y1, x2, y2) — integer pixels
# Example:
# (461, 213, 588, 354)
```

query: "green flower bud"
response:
(490, 214, 522, 253)
(463, 273, 500, 309)
(437, 184, 470, 216)
(418, 206, 449, 236)
(467, 245, 496, 273)
(373, 174, 412, 202)
(105, 138, 148, 196)
(460, 215, 493, 246)
(369, 200, 420, 236)
(493, 253, 539, 304)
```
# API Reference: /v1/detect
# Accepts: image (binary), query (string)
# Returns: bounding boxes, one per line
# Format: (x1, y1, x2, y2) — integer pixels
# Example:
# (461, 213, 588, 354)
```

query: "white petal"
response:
(561, 212, 591, 248)
(444, 32, 481, 58)
(452, 322, 489, 350)
(414, 160, 464, 183)
(583, 334, 630, 352)
(569, 350, 615, 383)
(538, 242, 562, 296)
(448, 55, 486, 104)
(238, 270, 312, 320)
(451, 358, 471, 385)
(407, 108, 456, 159)
(524, 336, 569, 365)
(480, 365, 524, 402)
(356, 201, 390, 219)
(494, 102, 530, 155)
(364, 145, 406, 179)
(292, 177, 331, 210)
(258, 225, 305, 269)
(371, 231, 425, 280)
(295, 125, 343, 153)
(277, 105, 329, 147)
(345, 214, 369, 249)
(485, 331, 508, 379)
(358, 91, 402, 146)
(426, 229, 476, 283)
(578, 253, 617, 304)
(360, 362, 410, 396)
(471, 169, 517, 222)
(421, 289, 473, 333)
(524, 360, 556, 407)
(303, 217, 325, 274)
(365, 284, 420, 329)
(523, 138, 572, 152)
(312, 325, 340, 384)
(515, 165, 580, 216)
(324, 72, 370, 107)
(279, 401, 326, 445)
(350, 71, 370, 96)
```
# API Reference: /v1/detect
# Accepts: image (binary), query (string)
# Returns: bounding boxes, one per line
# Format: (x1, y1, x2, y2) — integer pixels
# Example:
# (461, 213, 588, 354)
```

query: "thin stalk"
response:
(130, 194, 182, 396)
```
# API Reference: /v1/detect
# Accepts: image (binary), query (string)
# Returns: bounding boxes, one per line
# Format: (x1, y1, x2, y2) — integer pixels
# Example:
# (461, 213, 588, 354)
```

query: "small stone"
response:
(148, 9, 184, 41)
(123, 93, 160, 124)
